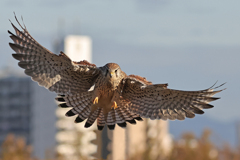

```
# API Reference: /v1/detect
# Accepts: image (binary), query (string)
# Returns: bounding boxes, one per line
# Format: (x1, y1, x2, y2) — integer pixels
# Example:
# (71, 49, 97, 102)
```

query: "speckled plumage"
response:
(9, 16, 225, 130)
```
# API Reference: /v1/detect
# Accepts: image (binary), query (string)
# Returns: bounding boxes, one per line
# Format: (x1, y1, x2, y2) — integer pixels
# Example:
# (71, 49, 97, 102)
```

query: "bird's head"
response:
(103, 63, 121, 80)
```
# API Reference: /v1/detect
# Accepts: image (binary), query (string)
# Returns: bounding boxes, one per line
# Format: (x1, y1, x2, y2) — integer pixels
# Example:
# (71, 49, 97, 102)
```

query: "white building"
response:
(97, 120, 172, 160)
(64, 35, 92, 62)
(55, 35, 97, 159)
(0, 73, 57, 159)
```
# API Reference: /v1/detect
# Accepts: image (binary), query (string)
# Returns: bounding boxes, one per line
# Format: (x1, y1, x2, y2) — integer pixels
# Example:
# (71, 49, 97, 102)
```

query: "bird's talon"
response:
(93, 97, 99, 104)
(111, 101, 118, 109)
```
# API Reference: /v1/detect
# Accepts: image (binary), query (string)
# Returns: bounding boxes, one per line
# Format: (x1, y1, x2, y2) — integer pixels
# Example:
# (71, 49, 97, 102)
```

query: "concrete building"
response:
(55, 35, 97, 160)
(96, 120, 172, 160)
(64, 35, 92, 62)
(0, 72, 56, 159)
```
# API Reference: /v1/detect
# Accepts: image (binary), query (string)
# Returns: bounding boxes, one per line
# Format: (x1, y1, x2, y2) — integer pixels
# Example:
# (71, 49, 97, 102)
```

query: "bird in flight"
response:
(8, 16, 225, 130)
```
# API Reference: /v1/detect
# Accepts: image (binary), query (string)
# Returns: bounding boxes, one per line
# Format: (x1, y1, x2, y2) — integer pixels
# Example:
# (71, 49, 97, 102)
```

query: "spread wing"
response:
(8, 16, 101, 95)
(122, 76, 225, 120)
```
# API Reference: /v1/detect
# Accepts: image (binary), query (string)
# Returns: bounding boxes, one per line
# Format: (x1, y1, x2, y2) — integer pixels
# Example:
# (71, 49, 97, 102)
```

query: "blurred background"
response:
(0, 0, 239, 160)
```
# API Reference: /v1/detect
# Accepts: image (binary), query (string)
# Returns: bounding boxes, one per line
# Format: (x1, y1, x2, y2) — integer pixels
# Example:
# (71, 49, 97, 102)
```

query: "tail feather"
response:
(85, 107, 101, 128)
(114, 109, 126, 124)
(97, 109, 105, 130)
(57, 93, 144, 130)
(104, 101, 143, 130)
(56, 92, 92, 123)
(118, 105, 136, 121)
(75, 106, 91, 122)
(106, 111, 116, 130)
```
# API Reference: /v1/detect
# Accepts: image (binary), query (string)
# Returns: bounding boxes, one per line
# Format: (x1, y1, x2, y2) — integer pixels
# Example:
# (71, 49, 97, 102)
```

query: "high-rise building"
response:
(64, 35, 92, 62)
(55, 35, 97, 160)
(0, 72, 57, 159)
(96, 120, 172, 160)
(0, 76, 31, 144)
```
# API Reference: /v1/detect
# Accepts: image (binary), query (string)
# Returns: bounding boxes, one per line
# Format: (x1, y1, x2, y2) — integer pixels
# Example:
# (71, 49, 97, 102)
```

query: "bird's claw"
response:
(93, 97, 99, 104)
(111, 101, 118, 109)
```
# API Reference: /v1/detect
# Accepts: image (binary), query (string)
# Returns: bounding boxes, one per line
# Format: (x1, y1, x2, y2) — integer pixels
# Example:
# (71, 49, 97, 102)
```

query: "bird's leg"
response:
(111, 101, 118, 109)
(93, 97, 99, 104)
(110, 89, 120, 109)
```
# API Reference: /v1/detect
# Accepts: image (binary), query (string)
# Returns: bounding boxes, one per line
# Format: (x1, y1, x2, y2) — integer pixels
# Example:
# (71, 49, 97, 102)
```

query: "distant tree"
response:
(219, 143, 240, 160)
(168, 129, 218, 160)
(0, 134, 36, 160)
(128, 129, 225, 160)
(1, 130, 240, 160)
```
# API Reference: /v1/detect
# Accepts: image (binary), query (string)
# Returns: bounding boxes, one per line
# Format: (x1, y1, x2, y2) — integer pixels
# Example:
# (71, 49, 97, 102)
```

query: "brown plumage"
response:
(8, 16, 225, 130)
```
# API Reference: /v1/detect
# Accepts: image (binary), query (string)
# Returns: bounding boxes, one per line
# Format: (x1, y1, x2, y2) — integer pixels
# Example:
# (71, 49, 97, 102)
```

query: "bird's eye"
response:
(115, 69, 118, 77)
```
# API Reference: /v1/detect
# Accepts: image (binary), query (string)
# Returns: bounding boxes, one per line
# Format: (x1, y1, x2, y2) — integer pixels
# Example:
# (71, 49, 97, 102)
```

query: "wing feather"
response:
(9, 17, 100, 95)
(122, 77, 224, 121)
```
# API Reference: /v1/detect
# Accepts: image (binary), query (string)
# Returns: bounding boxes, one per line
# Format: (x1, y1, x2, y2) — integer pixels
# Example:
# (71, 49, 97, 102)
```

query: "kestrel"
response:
(8, 16, 225, 130)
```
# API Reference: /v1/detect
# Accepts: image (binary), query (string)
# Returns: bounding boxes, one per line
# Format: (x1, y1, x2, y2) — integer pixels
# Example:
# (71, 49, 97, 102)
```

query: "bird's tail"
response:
(96, 99, 143, 130)
(56, 93, 143, 130)
(56, 92, 93, 125)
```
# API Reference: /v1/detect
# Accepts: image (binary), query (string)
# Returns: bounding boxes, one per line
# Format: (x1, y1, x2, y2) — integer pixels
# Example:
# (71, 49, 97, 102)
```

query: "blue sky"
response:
(0, 0, 239, 122)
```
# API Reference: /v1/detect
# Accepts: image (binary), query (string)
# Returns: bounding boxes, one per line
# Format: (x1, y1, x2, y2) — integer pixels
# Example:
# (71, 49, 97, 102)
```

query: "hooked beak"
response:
(110, 72, 114, 78)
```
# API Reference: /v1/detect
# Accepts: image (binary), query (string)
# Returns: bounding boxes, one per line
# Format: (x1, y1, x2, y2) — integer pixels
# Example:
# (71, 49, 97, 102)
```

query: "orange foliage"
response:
(1, 129, 240, 160)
